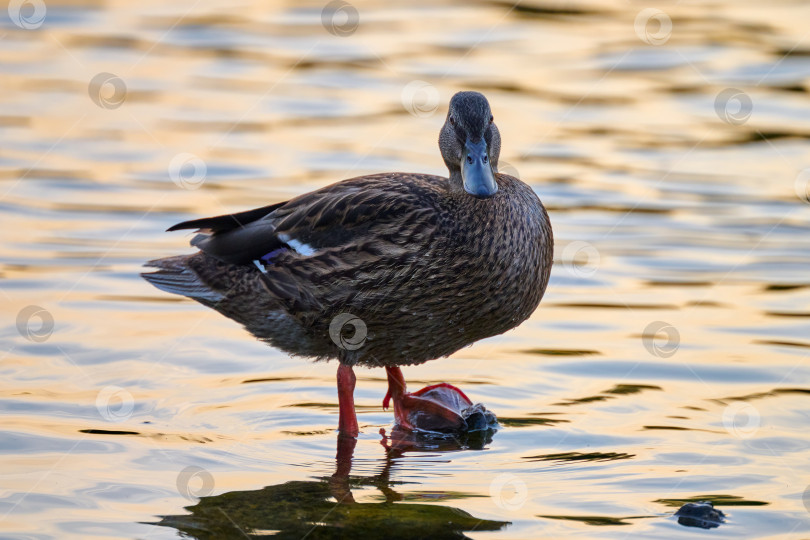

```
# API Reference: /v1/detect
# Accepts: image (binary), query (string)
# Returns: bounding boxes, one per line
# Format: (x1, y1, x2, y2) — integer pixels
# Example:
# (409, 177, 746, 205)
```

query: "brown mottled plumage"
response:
(143, 91, 553, 436)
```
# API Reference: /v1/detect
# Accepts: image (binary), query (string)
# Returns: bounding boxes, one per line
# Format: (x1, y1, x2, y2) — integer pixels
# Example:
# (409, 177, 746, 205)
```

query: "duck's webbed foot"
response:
(382, 367, 473, 432)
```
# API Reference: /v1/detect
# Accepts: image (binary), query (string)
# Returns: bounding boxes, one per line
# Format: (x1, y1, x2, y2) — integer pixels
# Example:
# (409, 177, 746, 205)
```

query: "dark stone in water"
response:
(674, 500, 726, 529)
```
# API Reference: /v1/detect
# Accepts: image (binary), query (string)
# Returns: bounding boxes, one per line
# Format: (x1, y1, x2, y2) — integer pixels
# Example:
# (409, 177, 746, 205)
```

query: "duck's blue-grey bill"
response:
(461, 138, 498, 198)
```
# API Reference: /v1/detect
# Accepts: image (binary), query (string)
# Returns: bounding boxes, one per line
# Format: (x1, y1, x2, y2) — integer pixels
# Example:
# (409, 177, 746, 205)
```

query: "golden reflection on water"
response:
(2, 0, 810, 538)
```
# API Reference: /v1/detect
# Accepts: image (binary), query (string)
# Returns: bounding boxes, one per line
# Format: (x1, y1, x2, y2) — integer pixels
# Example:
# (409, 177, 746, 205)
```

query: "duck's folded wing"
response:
(169, 174, 440, 266)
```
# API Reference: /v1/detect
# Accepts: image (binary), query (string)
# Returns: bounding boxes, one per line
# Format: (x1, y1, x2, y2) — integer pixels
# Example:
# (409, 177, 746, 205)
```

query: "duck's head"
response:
(439, 91, 501, 199)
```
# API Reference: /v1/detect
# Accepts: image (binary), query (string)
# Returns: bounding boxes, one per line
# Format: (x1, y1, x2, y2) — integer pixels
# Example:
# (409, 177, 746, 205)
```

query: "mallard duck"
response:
(143, 91, 553, 437)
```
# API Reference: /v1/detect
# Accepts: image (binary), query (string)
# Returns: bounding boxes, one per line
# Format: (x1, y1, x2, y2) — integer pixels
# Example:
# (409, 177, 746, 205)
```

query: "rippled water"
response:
(2, 0, 810, 538)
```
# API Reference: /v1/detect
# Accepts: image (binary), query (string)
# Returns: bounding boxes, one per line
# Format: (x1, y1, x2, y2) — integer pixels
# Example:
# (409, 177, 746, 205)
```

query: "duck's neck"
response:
(447, 168, 465, 194)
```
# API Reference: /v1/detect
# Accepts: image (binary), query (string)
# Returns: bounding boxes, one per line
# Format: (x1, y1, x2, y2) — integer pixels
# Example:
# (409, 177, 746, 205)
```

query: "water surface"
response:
(2, 0, 810, 538)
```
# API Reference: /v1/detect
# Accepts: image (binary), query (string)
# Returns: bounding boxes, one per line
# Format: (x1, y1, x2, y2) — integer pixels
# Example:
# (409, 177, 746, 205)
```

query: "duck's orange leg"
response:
(383, 366, 409, 427)
(337, 364, 359, 437)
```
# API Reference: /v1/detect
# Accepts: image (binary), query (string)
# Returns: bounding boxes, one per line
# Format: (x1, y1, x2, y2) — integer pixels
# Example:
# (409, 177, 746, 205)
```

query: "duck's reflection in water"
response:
(153, 428, 506, 539)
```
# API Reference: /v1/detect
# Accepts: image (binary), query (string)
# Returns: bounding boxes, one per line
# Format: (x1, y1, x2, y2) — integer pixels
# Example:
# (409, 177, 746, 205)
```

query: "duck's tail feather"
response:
(141, 255, 225, 304)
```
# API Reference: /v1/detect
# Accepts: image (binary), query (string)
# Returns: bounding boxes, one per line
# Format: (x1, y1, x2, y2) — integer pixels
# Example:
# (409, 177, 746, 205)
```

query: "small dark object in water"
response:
(674, 500, 726, 529)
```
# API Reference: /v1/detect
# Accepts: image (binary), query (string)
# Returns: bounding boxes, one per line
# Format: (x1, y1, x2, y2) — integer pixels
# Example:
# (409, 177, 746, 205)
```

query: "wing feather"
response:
(177, 174, 442, 265)
(165, 174, 445, 318)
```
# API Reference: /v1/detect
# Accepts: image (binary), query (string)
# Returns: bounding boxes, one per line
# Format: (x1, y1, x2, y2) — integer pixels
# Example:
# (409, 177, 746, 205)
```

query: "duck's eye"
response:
(449, 116, 455, 126)
(489, 115, 494, 124)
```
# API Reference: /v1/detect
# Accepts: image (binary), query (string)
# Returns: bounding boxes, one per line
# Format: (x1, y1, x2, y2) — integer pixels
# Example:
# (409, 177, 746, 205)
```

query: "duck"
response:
(142, 91, 553, 438)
